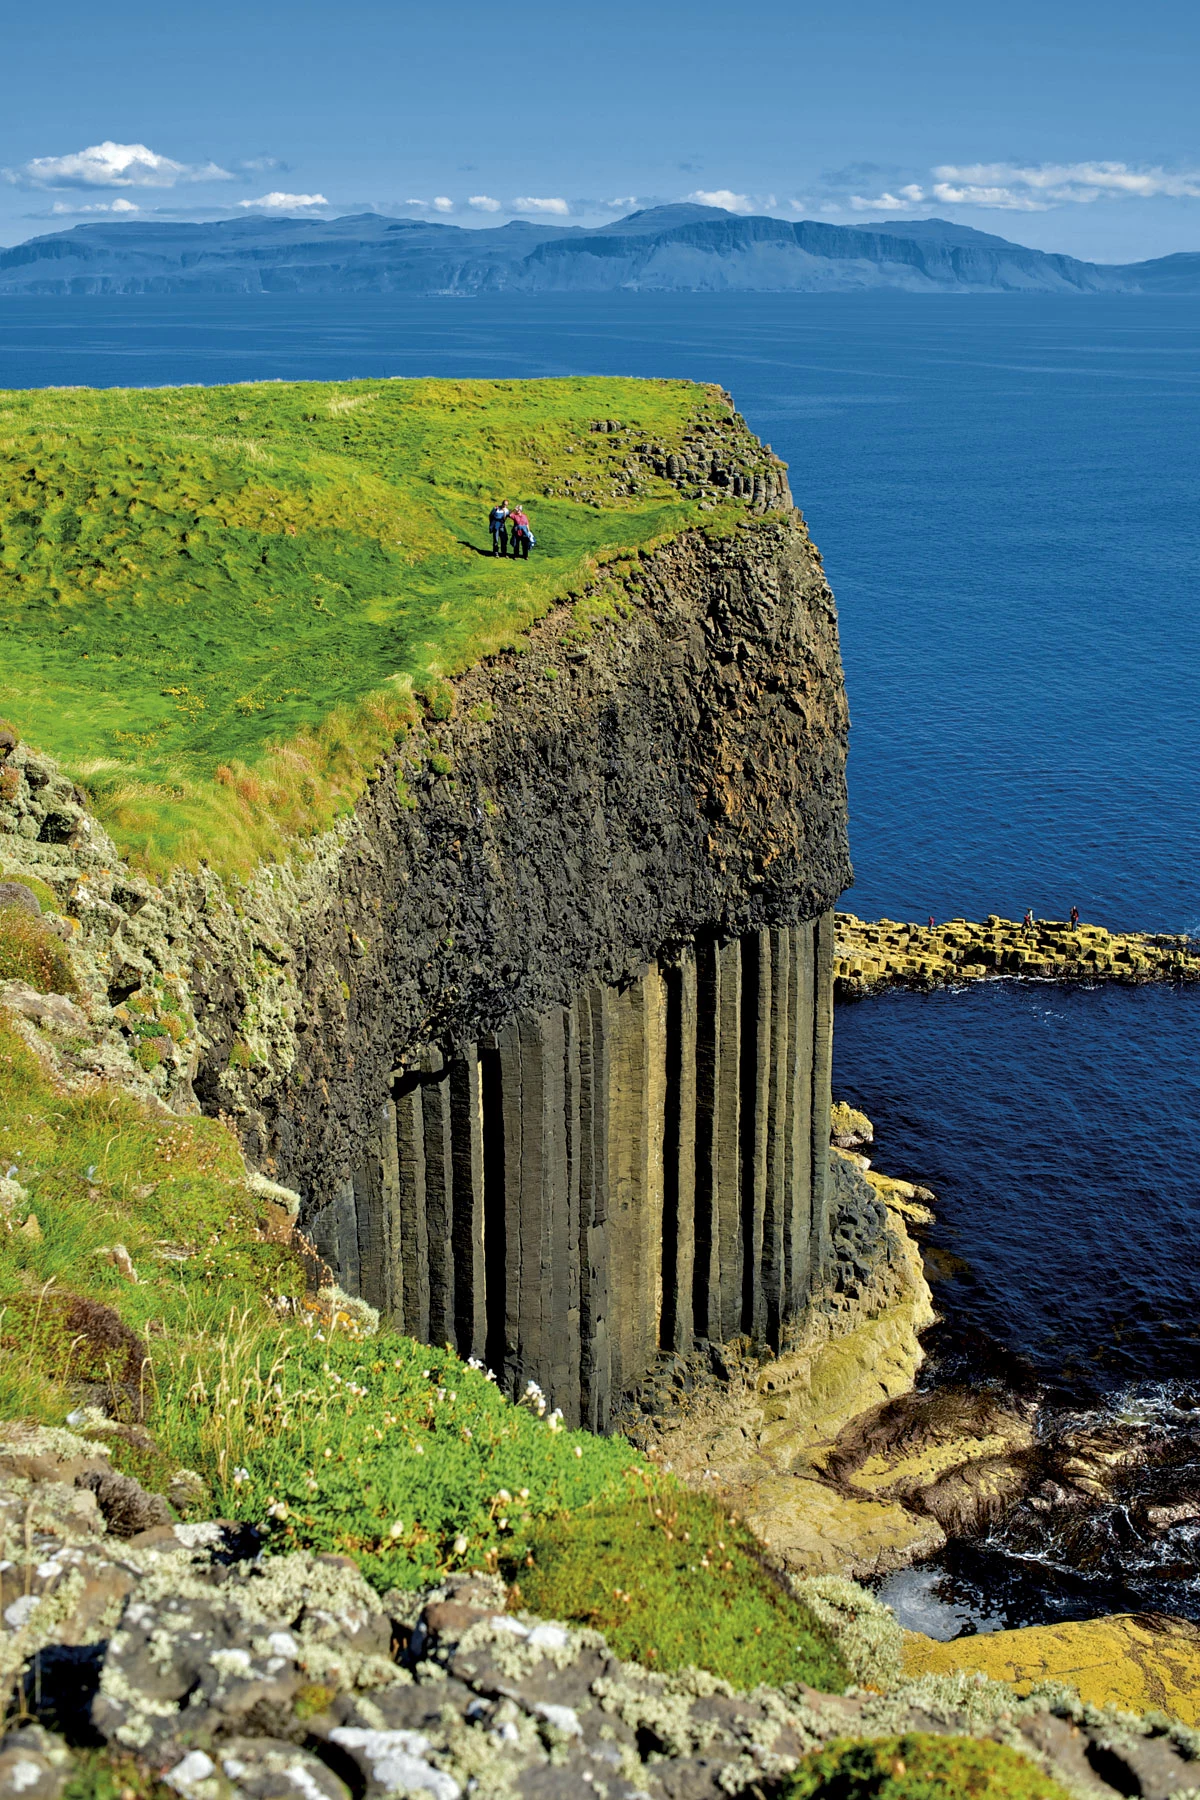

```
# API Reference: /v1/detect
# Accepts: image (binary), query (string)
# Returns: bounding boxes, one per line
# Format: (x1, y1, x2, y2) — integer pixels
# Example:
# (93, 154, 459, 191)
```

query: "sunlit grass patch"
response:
(511, 1484, 849, 1691)
(0, 1006, 301, 1423)
(155, 1322, 644, 1593)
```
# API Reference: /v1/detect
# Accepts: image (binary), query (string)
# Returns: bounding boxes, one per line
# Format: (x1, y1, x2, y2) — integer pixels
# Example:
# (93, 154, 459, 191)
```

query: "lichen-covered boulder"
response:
(93, 1551, 402, 1754)
(162, 1739, 351, 1800)
(0, 1727, 73, 1800)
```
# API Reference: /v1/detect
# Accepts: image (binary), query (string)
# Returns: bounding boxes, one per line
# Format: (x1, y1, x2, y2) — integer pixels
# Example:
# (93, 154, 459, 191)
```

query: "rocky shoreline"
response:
(834, 912, 1200, 998)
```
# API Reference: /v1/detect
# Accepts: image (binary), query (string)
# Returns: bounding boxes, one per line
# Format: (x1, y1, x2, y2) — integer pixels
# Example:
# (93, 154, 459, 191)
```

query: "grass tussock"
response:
(783, 1734, 1074, 1799)
(63, 1750, 172, 1800)
(511, 1485, 848, 1691)
(0, 1007, 300, 1423)
(0, 906, 78, 994)
(0, 376, 746, 876)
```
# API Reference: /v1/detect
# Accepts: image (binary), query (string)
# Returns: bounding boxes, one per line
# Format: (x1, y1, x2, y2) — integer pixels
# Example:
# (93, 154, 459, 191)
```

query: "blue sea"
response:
(3, 292, 1198, 1628)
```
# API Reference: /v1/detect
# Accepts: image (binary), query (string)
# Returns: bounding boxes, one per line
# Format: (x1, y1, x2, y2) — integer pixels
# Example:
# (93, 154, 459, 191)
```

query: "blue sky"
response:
(3, 0, 1199, 261)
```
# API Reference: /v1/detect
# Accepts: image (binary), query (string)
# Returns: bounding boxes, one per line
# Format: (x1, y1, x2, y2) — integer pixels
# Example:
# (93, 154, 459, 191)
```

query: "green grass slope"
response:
(0, 376, 744, 875)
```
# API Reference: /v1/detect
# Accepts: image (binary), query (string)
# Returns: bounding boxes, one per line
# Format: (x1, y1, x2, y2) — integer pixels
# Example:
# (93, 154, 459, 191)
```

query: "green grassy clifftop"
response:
(0, 375, 785, 874)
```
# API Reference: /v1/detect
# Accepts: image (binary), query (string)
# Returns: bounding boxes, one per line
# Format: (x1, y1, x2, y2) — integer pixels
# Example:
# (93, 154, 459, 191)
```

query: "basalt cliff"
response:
(1, 508, 852, 1427)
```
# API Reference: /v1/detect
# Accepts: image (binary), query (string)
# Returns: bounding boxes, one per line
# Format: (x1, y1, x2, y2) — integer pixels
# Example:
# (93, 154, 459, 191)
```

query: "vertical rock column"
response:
(606, 968, 667, 1395)
(741, 930, 772, 1342)
(378, 1095, 404, 1325)
(575, 986, 612, 1431)
(660, 953, 698, 1353)
(386, 1054, 485, 1352)
(692, 937, 743, 1342)
(394, 1077, 430, 1342)
(495, 1009, 582, 1423)
(449, 1047, 487, 1363)
(421, 1049, 455, 1349)
(762, 929, 791, 1347)
(810, 910, 836, 1280)
(785, 922, 816, 1315)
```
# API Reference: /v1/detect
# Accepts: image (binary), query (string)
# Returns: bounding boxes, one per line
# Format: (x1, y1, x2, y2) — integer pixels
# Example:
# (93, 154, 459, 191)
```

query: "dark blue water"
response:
(4, 293, 1199, 1624)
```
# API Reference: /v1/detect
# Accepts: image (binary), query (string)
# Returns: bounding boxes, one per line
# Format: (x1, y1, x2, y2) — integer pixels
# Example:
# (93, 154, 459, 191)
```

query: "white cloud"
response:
(238, 191, 329, 211)
(932, 161, 1200, 207)
(850, 186, 925, 212)
(468, 194, 501, 211)
(3, 140, 233, 190)
(49, 196, 141, 216)
(929, 181, 1048, 211)
(602, 195, 638, 210)
(432, 195, 453, 212)
(686, 188, 753, 212)
(512, 195, 570, 215)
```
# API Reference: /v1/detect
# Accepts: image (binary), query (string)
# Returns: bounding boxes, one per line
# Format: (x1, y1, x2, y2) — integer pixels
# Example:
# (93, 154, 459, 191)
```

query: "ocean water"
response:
(3, 292, 1198, 1627)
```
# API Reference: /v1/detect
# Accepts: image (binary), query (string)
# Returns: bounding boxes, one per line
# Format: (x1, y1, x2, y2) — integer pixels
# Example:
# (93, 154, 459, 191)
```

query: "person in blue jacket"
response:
(488, 501, 509, 557)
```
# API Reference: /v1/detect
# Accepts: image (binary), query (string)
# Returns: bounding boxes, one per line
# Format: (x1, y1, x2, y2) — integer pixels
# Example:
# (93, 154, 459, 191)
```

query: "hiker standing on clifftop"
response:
(508, 505, 535, 560)
(488, 502, 509, 557)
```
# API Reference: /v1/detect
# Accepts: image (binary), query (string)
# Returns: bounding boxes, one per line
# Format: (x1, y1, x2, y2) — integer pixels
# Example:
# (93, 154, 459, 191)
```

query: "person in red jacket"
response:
(508, 506, 535, 559)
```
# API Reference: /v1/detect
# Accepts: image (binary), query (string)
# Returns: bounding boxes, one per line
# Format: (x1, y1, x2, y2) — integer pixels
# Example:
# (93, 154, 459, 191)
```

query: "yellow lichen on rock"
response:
(863, 1167, 935, 1224)
(903, 1613, 1200, 1726)
(831, 1100, 873, 1146)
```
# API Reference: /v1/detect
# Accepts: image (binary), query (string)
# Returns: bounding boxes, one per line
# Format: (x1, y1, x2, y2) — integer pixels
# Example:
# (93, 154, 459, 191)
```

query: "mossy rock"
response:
(0, 870, 59, 914)
(783, 1732, 1073, 1798)
(63, 1749, 173, 1800)
(510, 1487, 849, 1691)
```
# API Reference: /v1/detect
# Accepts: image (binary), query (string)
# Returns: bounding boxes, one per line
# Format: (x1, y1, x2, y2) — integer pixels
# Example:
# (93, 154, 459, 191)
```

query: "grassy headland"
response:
(0, 376, 750, 875)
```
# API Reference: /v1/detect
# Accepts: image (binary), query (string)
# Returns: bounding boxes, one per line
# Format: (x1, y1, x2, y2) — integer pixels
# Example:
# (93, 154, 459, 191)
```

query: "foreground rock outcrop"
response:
(5, 1425, 1200, 1800)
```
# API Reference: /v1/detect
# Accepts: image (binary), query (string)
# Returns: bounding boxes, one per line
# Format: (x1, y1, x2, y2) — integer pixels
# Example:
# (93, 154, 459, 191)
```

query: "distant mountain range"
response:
(3, 204, 1199, 295)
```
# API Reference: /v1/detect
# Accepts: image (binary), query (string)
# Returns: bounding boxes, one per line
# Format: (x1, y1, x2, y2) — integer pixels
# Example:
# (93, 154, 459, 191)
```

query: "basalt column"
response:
(367, 913, 839, 1429)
